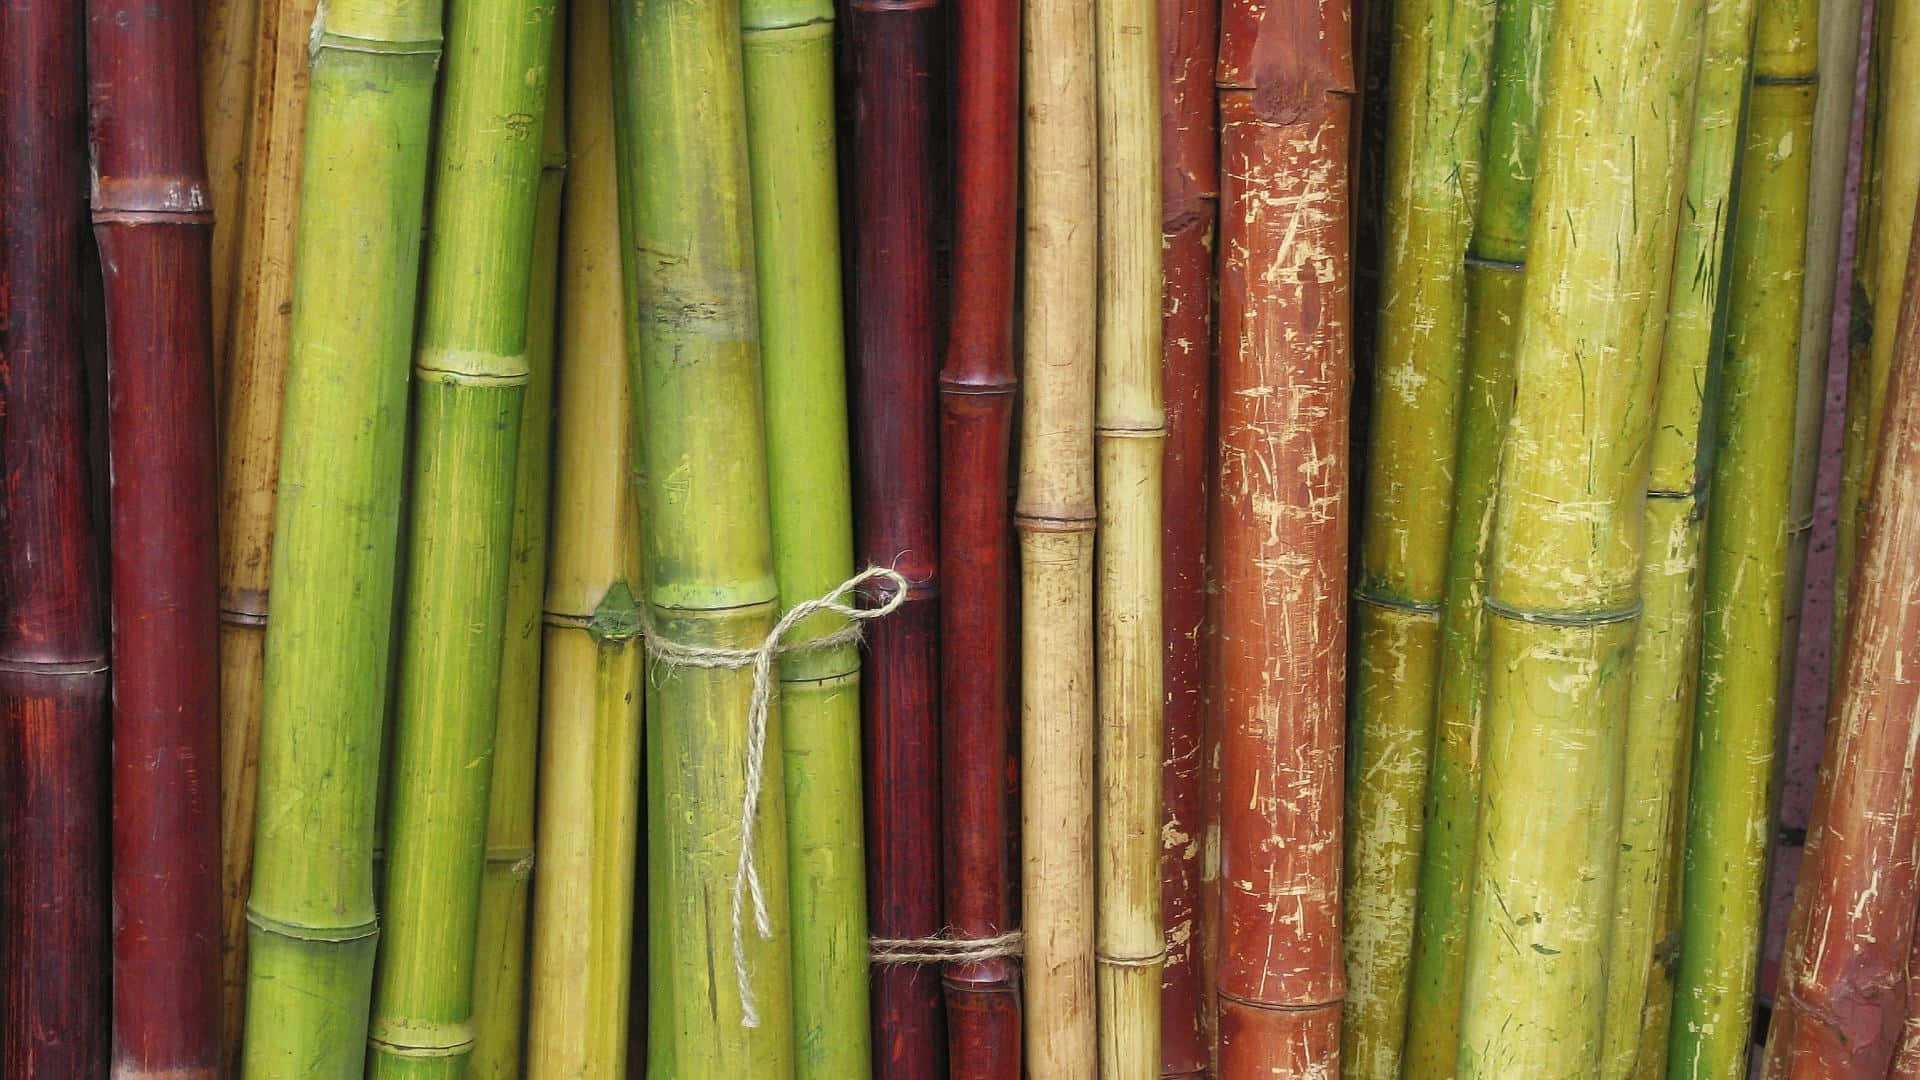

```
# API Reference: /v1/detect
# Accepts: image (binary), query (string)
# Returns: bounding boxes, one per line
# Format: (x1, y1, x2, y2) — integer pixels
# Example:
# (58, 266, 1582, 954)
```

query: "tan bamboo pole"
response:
(197, 0, 257, 389)
(1019, 0, 1099, 1065)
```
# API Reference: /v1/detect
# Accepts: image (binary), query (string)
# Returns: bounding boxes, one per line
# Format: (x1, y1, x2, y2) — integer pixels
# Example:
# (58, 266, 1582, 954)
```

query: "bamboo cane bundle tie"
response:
(637, 563, 911, 1028)
(868, 929, 1026, 964)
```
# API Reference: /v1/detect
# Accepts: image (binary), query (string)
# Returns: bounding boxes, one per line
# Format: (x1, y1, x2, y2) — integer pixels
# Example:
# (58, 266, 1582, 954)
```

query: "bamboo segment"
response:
(741, 1, 873, 1074)
(237, 0, 440, 1067)
(525, 0, 642, 1067)
(616, 0, 795, 1065)
(1400, 1, 1554, 1070)
(939, 0, 1022, 1067)
(1019, 0, 1099, 1066)
(1759, 206, 1920, 1080)
(847, 0, 947, 1071)
(1451, 0, 1705, 1070)
(469, 26, 566, 1078)
(214, 0, 319, 1061)
(1211, 1, 1354, 1075)
(1593, 0, 1758, 1071)
(0, 0, 110, 1070)
(1095, 0, 1165, 1073)
(88, 0, 225, 1067)
(1667, 3, 1816, 1075)
(196, 0, 256, 387)
(1895, 916, 1920, 1079)
(1340, 0, 1496, 1072)
(1155, 0, 1218, 1069)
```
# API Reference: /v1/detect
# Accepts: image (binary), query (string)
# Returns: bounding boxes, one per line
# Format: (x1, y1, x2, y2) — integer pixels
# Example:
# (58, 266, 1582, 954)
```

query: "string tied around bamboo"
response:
(869, 929, 1026, 965)
(638, 563, 910, 1029)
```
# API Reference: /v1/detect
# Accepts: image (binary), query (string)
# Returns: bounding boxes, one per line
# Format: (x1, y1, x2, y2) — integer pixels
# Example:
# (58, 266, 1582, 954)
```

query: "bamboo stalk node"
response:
(638, 564, 910, 1028)
(868, 929, 1024, 964)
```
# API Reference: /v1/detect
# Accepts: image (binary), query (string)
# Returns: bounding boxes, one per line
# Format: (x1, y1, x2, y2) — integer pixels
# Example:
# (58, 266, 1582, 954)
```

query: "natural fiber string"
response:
(638, 564, 909, 1029)
(869, 929, 1026, 965)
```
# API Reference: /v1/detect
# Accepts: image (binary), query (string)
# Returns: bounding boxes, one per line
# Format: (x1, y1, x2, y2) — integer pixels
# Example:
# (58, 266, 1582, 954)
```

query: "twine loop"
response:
(640, 564, 909, 1029)
(869, 929, 1025, 965)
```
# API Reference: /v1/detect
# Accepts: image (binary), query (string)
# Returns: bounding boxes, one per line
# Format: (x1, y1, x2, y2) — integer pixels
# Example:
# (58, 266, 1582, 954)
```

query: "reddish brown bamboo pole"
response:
(86, 0, 224, 1071)
(1760, 202, 1920, 1080)
(850, 1, 946, 1074)
(0, 0, 111, 1071)
(1210, 0, 1354, 1075)
(1157, 0, 1218, 1071)
(1891, 907, 1920, 1078)
(937, 0, 1020, 1071)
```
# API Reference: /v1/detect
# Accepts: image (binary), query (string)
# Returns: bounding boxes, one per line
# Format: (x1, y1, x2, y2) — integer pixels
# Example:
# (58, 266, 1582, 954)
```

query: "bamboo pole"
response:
(615, 0, 796, 1065)
(196, 0, 256, 388)
(939, 0, 1022, 1066)
(1211, 1, 1354, 1075)
(524, 0, 643, 1067)
(1450, 0, 1705, 1069)
(741, 1, 874, 1074)
(213, 0, 321, 1063)
(0, 0, 110, 1070)
(1400, 1, 1555, 1071)
(1759, 201, 1920, 1080)
(1155, 0, 1218, 1069)
(1666, 2, 1816, 1074)
(1593, 0, 1758, 1072)
(87, 0, 224, 1067)
(847, 0, 947, 1069)
(1095, 0, 1165, 1073)
(469, 24, 566, 1079)
(236, 0, 440, 1065)
(1340, 0, 1496, 1071)
(1019, 0, 1099, 1065)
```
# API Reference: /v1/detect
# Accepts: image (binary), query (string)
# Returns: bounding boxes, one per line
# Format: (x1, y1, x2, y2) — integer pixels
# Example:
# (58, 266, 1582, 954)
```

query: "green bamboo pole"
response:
(1400, 0, 1553, 1071)
(469, 23, 567, 1078)
(1666, 2, 1816, 1074)
(1452, 0, 1705, 1070)
(1340, 0, 1496, 1071)
(237, 0, 440, 1070)
(1594, 0, 1758, 1072)
(614, 0, 796, 1066)
(523, 0, 644, 1066)
(367, 0, 557, 1067)
(740, 3, 872, 1075)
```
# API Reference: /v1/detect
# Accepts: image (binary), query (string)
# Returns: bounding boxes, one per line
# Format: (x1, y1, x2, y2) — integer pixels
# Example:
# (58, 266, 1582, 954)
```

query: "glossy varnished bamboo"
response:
(1, 0, 110, 1070)
(87, 0, 223, 1069)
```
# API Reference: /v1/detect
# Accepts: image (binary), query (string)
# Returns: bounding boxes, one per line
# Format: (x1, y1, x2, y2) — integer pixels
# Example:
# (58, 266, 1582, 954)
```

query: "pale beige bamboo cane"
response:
(1021, 0, 1100, 1068)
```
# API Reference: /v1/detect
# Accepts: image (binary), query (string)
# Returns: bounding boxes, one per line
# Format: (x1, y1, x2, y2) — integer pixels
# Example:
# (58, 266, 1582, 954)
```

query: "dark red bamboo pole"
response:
(0, 0, 112, 1071)
(1759, 203, 1920, 1080)
(851, 1, 946, 1075)
(1890, 908, 1920, 1078)
(86, 0, 224, 1072)
(1210, 0, 1354, 1075)
(936, 0, 1019, 1072)
(1156, 0, 1218, 1071)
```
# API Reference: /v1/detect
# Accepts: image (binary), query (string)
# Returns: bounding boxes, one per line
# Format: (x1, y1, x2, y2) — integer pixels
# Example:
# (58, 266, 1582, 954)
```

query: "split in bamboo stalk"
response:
(1400, 1, 1556, 1071)
(1451, 0, 1706, 1070)
(88, 0, 224, 1068)
(1667, 4, 1816, 1074)
(1019, 0, 1099, 1066)
(1211, 0, 1354, 1074)
(214, 0, 320, 1062)
(848, 0, 948, 1070)
(0, 0, 110, 1070)
(196, 0, 256, 389)
(469, 23, 566, 1078)
(1155, 0, 1218, 1069)
(1095, 0, 1165, 1073)
(524, 0, 643, 1067)
(939, 0, 1023, 1066)
(616, 0, 797, 1065)
(1340, 0, 1496, 1071)
(1759, 199, 1920, 1080)
(742, 0, 875, 1073)
(237, 0, 441, 1066)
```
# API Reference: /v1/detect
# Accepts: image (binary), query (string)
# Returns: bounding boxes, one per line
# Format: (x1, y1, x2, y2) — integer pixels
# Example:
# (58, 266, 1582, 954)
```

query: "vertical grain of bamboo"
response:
(939, 0, 1023, 1068)
(196, 0, 255, 387)
(237, 0, 440, 1065)
(1211, 0, 1355, 1074)
(1019, 0, 1099, 1066)
(88, 0, 224, 1068)
(0, 0, 110, 1070)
